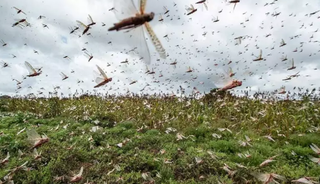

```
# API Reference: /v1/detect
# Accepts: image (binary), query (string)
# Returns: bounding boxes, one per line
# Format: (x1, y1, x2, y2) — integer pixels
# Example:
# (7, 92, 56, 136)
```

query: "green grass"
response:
(0, 94, 320, 183)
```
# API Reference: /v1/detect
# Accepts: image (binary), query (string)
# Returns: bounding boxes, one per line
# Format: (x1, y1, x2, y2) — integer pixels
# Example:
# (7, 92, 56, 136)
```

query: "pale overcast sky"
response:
(0, 0, 319, 97)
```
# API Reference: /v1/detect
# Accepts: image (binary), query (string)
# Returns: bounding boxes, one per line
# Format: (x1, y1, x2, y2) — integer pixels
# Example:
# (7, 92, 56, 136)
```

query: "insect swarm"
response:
(108, 0, 166, 64)
(0, 0, 320, 183)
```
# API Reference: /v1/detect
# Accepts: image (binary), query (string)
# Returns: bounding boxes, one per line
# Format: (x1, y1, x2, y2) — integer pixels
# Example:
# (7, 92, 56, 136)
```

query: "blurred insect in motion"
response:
(163, 6, 169, 14)
(229, 0, 240, 11)
(77, 15, 96, 35)
(170, 60, 177, 68)
(33, 148, 42, 161)
(25, 61, 42, 77)
(287, 59, 296, 70)
(1, 39, 7, 47)
(109, 7, 117, 11)
(108, 0, 166, 65)
(278, 86, 286, 94)
(70, 167, 84, 182)
(129, 79, 137, 85)
(13, 79, 22, 85)
(42, 24, 49, 29)
(310, 143, 320, 155)
(282, 75, 292, 81)
(140, 83, 150, 91)
(218, 80, 242, 91)
(1, 61, 9, 68)
(87, 15, 96, 26)
(281, 55, 288, 61)
(12, 19, 30, 28)
(228, 67, 236, 77)
(280, 39, 286, 47)
(253, 172, 286, 184)
(309, 156, 320, 165)
(13, 7, 26, 15)
(212, 16, 219, 22)
(196, 0, 208, 11)
(84, 51, 93, 62)
(0, 152, 10, 165)
(69, 26, 79, 34)
(291, 177, 319, 184)
(63, 55, 71, 60)
(121, 58, 129, 64)
(158, 14, 164, 22)
(234, 36, 243, 44)
(253, 50, 264, 61)
(186, 66, 193, 73)
(60, 72, 69, 80)
(186, 4, 198, 15)
(94, 65, 112, 88)
(289, 71, 300, 78)
(27, 128, 49, 149)
(217, 67, 242, 91)
(38, 15, 46, 19)
(159, 71, 163, 77)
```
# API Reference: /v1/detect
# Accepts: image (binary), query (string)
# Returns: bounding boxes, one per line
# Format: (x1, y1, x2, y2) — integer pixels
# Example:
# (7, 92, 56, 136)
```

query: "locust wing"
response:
(204, 3, 208, 10)
(186, 4, 195, 12)
(233, 3, 237, 11)
(76, 20, 87, 29)
(27, 129, 41, 143)
(292, 59, 294, 67)
(215, 67, 234, 87)
(33, 148, 39, 156)
(229, 67, 234, 75)
(259, 50, 262, 58)
(253, 173, 269, 182)
(113, 0, 139, 21)
(144, 22, 166, 59)
(137, 26, 151, 64)
(60, 72, 67, 79)
(88, 14, 94, 24)
(13, 7, 26, 14)
(95, 77, 104, 84)
(78, 167, 84, 176)
(139, 0, 147, 14)
(25, 61, 36, 74)
(96, 65, 107, 79)
(93, 69, 105, 84)
(124, 25, 151, 64)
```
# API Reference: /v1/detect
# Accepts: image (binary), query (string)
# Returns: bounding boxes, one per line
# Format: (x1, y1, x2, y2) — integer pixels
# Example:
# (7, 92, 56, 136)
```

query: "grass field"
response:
(0, 92, 320, 183)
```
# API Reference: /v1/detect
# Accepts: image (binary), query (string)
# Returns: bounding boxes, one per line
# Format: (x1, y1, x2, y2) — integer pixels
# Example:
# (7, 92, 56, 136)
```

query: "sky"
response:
(0, 0, 320, 97)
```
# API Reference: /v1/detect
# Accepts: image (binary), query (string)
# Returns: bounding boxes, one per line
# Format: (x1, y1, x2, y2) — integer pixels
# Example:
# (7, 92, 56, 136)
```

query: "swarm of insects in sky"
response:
(0, 0, 319, 100)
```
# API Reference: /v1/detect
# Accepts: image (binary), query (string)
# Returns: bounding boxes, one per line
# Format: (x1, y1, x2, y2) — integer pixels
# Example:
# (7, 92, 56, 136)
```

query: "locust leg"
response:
(233, 4, 237, 11)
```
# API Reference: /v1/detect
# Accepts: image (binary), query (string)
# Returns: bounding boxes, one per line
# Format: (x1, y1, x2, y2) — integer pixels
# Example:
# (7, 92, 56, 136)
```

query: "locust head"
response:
(147, 12, 155, 22)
